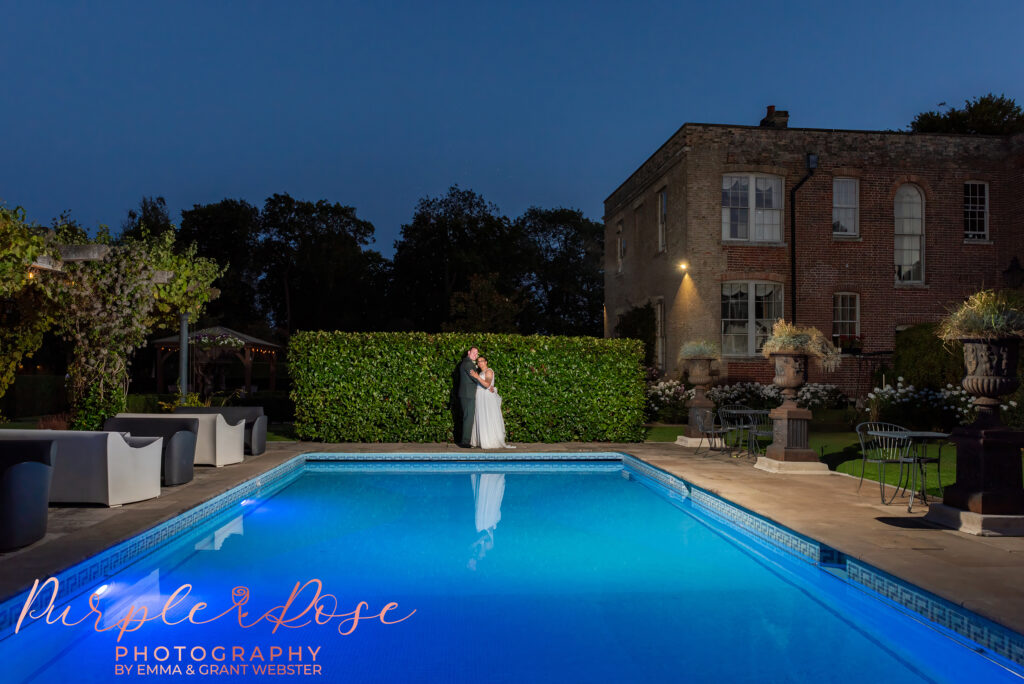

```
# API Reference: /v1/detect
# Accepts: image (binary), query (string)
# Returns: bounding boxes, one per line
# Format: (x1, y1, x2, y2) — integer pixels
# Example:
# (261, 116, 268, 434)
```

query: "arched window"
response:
(894, 185, 923, 282)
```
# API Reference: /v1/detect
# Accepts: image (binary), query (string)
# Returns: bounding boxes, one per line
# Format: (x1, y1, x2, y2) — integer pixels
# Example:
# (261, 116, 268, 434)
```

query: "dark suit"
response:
(458, 356, 479, 446)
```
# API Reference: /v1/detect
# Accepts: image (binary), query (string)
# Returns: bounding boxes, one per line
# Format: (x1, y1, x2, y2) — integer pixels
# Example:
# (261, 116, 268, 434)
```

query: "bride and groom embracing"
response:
(457, 346, 514, 449)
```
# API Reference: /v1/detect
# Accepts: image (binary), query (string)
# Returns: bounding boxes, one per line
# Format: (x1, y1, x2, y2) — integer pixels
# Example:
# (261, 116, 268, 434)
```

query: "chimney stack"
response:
(760, 105, 789, 129)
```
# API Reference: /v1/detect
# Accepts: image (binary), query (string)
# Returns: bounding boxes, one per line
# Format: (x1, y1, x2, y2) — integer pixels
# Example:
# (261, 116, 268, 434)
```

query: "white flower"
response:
(1012, 401, 1018, 407)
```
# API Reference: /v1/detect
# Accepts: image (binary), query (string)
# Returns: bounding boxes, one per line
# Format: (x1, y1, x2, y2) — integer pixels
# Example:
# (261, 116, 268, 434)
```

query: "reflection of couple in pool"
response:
(467, 473, 505, 571)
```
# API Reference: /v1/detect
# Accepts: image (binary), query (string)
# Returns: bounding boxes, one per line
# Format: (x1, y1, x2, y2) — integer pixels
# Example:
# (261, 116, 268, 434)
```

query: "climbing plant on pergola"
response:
(1, 207, 222, 428)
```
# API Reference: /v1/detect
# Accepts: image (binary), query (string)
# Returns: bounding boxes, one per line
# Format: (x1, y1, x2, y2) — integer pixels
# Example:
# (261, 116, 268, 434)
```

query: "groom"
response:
(457, 347, 482, 448)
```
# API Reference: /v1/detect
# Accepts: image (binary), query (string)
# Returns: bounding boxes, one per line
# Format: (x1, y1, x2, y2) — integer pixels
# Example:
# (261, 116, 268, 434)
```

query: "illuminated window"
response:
(894, 185, 924, 283)
(721, 281, 783, 355)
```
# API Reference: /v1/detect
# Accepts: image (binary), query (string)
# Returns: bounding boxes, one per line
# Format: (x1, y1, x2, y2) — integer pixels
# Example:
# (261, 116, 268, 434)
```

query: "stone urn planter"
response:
(770, 352, 807, 406)
(755, 320, 839, 473)
(925, 290, 1024, 530)
(961, 338, 1020, 427)
(940, 337, 1024, 516)
(684, 357, 715, 438)
(687, 357, 714, 387)
(759, 352, 820, 469)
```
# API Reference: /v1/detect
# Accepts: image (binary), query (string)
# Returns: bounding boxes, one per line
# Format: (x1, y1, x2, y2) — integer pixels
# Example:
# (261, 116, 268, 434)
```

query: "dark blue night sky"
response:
(2, 0, 1021, 255)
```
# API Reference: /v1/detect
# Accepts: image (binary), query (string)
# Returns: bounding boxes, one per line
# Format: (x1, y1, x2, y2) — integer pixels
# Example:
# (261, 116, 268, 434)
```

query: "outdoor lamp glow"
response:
(678, 261, 688, 271)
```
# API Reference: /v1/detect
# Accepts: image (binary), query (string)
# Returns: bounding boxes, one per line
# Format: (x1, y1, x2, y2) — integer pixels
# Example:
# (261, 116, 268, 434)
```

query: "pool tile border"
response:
(0, 449, 1021, 671)
(617, 454, 1023, 669)
(847, 558, 1024, 668)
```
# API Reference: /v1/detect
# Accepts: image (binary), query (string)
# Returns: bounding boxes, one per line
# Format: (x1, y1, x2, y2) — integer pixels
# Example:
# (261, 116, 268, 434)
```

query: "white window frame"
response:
(653, 298, 666, 370)
(720, 281, 784, 356)
(832, 178, 859, 236)
(721, 173, 784, 243)
(894, 184, 924, 283)
(964, 181, 989, 240)
(616, 220, 624, 273)
(657, 188, 667, 253)
(832, 292, 860, 349)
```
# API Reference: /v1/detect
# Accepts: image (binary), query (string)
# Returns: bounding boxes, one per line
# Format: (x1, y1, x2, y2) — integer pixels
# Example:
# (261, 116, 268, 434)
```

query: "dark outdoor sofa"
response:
(0, 440, 55, 551)
(172, 407, 267, 456)
(104, 416, 199, 486)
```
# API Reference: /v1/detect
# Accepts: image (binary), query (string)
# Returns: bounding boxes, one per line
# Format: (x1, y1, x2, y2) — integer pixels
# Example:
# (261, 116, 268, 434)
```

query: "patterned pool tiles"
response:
(848, 559, 1024, 668)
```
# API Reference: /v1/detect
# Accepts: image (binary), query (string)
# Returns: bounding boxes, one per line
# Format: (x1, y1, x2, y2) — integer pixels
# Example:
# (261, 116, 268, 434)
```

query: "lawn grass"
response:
(644, 424, 688, 442)
(267, 422, 297, 441)
(648, 424, 958, 498)
(810, 431, 955, 498)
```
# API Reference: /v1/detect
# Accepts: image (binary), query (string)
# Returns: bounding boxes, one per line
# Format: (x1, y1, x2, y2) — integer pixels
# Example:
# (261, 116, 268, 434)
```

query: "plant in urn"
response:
(756, 320, 840, 472)
(679, 340, 719, 438)
(933, 290, 1024, 517)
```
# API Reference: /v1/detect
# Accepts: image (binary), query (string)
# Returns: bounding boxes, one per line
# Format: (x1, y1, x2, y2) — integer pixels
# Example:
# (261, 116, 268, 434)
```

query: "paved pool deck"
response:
(2, 441, 1023, 637)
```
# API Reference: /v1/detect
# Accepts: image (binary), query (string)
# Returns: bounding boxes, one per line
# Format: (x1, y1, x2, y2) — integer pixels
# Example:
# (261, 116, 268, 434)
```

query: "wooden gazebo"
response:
(152, 326, 280, 395)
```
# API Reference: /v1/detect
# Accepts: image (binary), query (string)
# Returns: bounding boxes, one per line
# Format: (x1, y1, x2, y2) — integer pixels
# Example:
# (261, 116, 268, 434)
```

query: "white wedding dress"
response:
(470, 370, 514, 449)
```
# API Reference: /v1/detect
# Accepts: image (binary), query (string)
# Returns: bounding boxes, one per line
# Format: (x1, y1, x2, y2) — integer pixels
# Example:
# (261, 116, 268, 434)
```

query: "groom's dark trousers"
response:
(457, 356, 477, 446)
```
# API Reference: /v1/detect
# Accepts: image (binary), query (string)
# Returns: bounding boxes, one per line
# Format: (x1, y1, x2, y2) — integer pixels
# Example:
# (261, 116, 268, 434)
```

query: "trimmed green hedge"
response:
(289, 332, 646, 442)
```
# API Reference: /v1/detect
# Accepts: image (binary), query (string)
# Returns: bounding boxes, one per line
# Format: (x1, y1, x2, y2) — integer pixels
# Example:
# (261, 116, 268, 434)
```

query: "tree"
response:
(179, 199, 263, 330)
(514, 207, 604, 336)
(0, 206, 52, 404)
(390, 186, 523, 331)
(910, 93, 1024, 135)
(120, 196, 174, 242)
(146, 230, 225, 331)
(257, 193, 380, 334)
(49, 240, 159, 428)
(50, 209, 89, 243)
(614, 302, 656, 367)
(45, 230, 223, 429)
(443, 273, 522, 333)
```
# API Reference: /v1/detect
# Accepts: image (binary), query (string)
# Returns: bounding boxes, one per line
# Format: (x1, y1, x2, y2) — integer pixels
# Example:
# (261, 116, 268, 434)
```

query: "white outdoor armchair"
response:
(116, 412, 244, 467)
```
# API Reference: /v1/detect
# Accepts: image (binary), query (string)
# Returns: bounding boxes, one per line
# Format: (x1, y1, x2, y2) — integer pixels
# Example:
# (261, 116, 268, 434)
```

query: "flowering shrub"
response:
(645, 379, 693, 423)
(863, 377, 994, 430)
(707, 382, 783, 410)
(705, 381, 848, 411)
(797, 383, 848, 410)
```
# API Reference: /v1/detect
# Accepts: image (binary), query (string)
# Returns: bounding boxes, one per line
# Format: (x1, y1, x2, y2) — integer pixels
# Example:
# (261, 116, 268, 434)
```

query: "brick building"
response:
(604, 107, 1024, 397)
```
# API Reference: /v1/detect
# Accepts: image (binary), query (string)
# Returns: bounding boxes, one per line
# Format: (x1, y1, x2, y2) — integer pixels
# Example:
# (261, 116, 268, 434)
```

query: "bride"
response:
(470, 356, 515, 449)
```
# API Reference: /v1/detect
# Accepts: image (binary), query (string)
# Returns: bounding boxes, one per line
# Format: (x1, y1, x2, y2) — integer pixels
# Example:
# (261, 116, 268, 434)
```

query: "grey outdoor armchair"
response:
(104, 416, 199, 486)
(0, 440, 54, 551)
(172, 407, 267, 455)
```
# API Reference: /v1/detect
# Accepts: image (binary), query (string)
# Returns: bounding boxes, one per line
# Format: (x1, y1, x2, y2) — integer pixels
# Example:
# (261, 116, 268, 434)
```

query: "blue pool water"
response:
(1, 461, 1020, 683)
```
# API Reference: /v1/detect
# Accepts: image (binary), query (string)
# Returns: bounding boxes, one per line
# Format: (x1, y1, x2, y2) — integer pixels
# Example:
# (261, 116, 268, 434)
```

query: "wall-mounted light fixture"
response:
(678, 261, 688, 271)
(806, 152, 818, 170)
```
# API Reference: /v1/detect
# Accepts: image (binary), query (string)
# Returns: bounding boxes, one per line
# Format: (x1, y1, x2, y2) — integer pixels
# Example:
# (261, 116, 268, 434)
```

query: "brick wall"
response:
(605, 122, 1024, 398)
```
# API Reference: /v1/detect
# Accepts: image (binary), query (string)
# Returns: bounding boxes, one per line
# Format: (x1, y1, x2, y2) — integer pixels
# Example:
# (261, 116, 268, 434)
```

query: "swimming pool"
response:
(1, 456, 1021, 682)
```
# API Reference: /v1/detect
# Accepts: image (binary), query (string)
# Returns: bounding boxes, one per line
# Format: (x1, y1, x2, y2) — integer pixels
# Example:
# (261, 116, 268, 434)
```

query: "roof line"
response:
(603, 122, 1016, 207)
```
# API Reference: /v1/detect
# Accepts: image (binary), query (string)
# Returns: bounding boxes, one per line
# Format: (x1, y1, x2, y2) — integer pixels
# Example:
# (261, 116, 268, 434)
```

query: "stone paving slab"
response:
(1, 441, 1022, 637)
